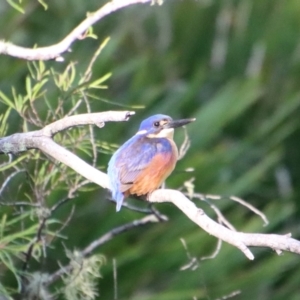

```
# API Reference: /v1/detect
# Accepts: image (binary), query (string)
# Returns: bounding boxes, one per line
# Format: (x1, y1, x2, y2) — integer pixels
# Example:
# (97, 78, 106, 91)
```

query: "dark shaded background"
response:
(1, 0, 300, 299)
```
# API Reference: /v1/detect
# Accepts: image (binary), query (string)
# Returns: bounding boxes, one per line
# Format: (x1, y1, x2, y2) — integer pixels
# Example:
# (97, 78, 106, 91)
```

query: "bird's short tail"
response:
(113, 190, 124, 212)
(116, 199, 123, 212)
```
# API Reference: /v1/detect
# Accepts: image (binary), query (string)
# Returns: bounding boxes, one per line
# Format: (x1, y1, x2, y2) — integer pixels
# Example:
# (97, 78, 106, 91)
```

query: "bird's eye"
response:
(153, 121, 160, 127)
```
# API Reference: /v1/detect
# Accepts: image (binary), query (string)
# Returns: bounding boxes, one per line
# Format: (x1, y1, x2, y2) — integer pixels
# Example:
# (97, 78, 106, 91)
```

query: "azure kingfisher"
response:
(108, 114, 195, 211)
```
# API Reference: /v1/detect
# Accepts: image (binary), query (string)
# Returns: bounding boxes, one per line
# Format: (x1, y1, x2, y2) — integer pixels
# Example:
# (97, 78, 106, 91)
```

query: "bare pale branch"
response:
(149, 189, 300, 259)
(0, 111, 135, 189)
(0, 0, 153, 61)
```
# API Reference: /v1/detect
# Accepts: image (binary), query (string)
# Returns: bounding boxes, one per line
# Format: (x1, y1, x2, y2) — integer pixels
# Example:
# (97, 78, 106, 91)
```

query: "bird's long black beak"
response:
(167, 118, 196, 129)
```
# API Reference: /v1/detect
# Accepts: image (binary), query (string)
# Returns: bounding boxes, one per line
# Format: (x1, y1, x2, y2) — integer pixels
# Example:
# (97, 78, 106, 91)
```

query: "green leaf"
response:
(0, 214, 7, 240)
(0, 107, 11, 136)
(26, 76, 32, 101)
(0, 91, 15, 109)
(5, 0, 25, 13)
(0, 251, 22, 291)
(0, 155, 27, 171)
(88, 73, 112, 89)
(38, 0, 48, 10)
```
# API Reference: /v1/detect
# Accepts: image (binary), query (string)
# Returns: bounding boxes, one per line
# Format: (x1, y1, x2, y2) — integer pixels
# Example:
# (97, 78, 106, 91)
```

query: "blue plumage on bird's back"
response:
(108, 135, 176, 211)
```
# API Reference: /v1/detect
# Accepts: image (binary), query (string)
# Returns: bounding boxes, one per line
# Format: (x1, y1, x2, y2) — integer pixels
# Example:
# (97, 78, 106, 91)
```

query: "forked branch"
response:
(1, 111, 300, 259)
(149, 189, 300, 259)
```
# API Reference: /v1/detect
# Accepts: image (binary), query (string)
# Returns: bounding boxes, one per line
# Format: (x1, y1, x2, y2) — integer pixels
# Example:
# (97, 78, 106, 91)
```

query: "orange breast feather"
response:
(128, 150, 177, 196)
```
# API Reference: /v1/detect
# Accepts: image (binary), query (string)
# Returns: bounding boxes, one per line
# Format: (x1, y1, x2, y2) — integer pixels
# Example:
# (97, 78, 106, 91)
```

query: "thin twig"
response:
(83, 93, 97, 167)
(51, 180, 90, 213)
(120, 201, 153, 213)
(209, 204, 236, 231)
(200, 239, 222, 261)
(215, 290, 241, 300)
(22, 217, 48, 272)
(0, 201, 41, 207)
(55, 205, 76, 237)
(178, 126, 191, 160)
(0, 169, 25, 196)
(184, 192, 236, 231)
(82, 214, 160, 256)
(180, 238, 199, 271)
(46, 214, 161, 285)
(81, 38, 110, 83)
(149, 204, 169, 222)
(66, 99, 83, 116)
(190, 192, 268, 227)
(113, 258, 118, 300)
(229, 195, 269, 226)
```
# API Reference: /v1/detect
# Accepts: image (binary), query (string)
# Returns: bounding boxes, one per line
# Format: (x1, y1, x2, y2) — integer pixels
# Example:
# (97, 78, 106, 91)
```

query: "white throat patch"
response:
(147, 128, 174, 139)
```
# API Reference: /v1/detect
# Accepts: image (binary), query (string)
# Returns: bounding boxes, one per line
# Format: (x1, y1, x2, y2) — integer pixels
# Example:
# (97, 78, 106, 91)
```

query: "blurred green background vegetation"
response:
(1, 0, 300, 299)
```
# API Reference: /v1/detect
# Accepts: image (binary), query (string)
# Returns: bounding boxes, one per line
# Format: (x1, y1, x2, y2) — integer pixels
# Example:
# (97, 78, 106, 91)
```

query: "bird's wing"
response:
(115, 138, 156, 192)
